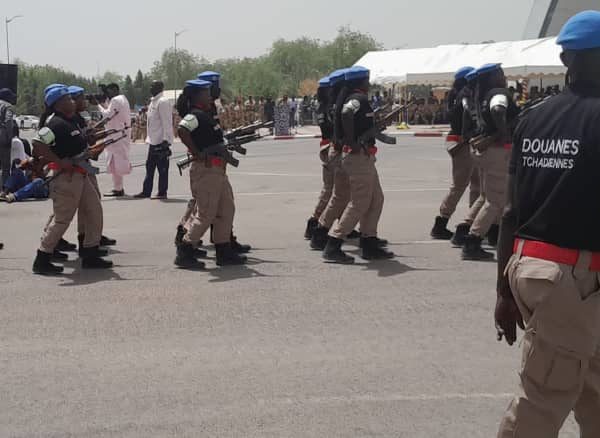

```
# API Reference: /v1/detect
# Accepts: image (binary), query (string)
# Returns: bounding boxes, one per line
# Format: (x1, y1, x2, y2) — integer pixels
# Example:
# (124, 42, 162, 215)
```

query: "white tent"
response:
(355, 37, 566, 86)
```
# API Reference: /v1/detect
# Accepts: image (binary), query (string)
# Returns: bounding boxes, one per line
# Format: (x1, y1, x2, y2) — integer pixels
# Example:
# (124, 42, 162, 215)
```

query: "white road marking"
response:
(261, 392, 514, 406)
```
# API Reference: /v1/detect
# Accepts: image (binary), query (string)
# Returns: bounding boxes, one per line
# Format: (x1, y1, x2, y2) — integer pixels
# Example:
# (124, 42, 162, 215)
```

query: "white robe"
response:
(99, 95, 132, 176)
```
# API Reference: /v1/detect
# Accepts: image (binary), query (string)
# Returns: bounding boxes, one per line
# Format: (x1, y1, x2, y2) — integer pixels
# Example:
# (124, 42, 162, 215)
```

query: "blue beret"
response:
(455, 66, 475, 80)
(186, 79, 212, 89)
(475, 63, 503, 76)
(557, 10, 600, 50)
(329, 68, 349, 85)
(465, 70, 478, 81)
(318, 76, 331, 88)
(45, 86, 70, 107)
(67, 85, 85, 96)
(198, 71, 220, 83)
(44, 83, 66, 94)
(345, 66, 370, 81)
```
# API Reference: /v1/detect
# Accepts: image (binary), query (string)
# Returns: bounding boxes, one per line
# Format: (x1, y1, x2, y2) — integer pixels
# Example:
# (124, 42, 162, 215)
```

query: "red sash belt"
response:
(342, 146, 378, 155)
(47, 162, 87, 175)
(514, 238, 600, 272)
(446, 134, 462, 142)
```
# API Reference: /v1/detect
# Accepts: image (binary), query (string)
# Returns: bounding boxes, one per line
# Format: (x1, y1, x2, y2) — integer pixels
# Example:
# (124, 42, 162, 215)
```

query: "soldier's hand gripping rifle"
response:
(90, 109, 120, 132)
(223, 120, 273, 155)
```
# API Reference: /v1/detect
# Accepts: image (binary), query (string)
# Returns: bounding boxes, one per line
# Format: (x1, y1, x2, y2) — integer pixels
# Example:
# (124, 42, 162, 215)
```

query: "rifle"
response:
(224, 120, 274, 141)
(88, 130, 128, 160)
(90, 109, 120, 132)
(354, 104, 405, 149)
(177, 142, 240, 175)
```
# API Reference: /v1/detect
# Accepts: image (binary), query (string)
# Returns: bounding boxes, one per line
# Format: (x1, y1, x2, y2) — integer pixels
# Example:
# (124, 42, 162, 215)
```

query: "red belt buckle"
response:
(210, 157, 224, 167)
(368, 146, 378, 155)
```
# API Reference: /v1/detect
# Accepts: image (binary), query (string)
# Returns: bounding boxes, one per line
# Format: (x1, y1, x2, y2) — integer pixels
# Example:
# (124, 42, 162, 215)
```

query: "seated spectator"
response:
(0, 158, 49, 203)
(11, 125, 29, 163)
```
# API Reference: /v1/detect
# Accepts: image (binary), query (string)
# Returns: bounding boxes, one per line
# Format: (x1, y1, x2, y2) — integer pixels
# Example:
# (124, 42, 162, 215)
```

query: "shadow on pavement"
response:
(59, 266, 147, 287)
(362, 259, 424, 278)
(206, 256, 282, 283)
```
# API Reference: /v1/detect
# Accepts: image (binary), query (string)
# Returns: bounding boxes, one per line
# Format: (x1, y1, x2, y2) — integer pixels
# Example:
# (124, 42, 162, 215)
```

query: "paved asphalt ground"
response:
(1, 137, 578, 437)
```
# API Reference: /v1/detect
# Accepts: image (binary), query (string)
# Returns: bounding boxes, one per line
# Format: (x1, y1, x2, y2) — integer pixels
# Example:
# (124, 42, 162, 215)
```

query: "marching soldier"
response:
(68, 86, 117, 254)
(32, 85, 112, 274)
(174, 71, 251, 255)
(461, 63, 519, 260)
(495, 11, 600, 437)
(430, 66, 481, 239)
(322, 66, 393, 264)
(304, 75, 334, 239)
(174, 79, 246, 268)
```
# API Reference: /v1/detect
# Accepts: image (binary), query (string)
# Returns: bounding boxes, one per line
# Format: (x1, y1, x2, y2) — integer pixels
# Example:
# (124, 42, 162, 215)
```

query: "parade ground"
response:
(1, 137, 578, 437)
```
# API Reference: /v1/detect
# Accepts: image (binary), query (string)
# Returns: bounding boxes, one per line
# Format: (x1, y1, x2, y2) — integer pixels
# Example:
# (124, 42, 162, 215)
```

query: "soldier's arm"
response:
(490, 94, 509, 142)
(341, 98, 360, 146)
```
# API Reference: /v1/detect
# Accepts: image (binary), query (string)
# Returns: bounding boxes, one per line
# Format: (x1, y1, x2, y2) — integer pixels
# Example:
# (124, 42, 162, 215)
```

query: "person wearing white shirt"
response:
(134, 81, 173, 199)
(98, 83, 132, 197)
(10, 130, 29, 163)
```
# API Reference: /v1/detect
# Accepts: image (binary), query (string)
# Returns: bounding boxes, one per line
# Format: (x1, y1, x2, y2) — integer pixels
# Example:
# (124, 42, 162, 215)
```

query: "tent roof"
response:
(355, 37, 566, 86)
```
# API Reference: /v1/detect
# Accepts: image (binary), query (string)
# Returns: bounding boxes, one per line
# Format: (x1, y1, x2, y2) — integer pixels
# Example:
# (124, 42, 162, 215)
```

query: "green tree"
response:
(123, 75, 135, 106)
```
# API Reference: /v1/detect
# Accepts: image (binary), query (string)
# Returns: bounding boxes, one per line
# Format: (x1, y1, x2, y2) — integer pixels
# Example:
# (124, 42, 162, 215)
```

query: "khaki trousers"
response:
(40, 172, 102, 253)
(467, 146, 510, 237)
(77, 173, 102, 236)
(183, 161, 234, 245)
(439, 143, 481, 218)
(498, 245, 600, 438)
(180, 199, 195, 227)
(329, 152, 383, 239)
(312, 147, 336, 219)
(318, 148, 350, 228)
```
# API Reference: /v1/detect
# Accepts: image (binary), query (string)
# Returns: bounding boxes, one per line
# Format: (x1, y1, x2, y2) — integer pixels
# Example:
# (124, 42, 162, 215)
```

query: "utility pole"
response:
(5, 15, 24, 64)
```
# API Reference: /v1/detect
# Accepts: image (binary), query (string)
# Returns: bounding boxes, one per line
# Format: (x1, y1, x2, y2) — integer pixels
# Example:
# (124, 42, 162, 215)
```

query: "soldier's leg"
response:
(214, 178, 246, 266)
(306, 148, 335, 239)
(78, 176, 112, 268)
(452, 155, 484, 247)
(468, 164, 481, 208)
(325, 153, 374, 263)
(176, 164, 222, 268)
(574, 351, 600, 437)
(34, 173, 84, 274)
(359, 163, 394, 260)
(463, 147, 510, 260)
(0, 146, 11, 191)
(498, 252, 600, 438)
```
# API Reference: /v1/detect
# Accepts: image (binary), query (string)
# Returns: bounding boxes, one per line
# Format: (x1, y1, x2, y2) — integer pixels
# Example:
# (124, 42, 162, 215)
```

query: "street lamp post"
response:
(173, 29, 187, 92)
(5, 15, 24, 64)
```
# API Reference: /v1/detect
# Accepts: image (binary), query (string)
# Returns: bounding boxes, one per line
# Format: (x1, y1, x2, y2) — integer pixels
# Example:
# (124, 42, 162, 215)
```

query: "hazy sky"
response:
(5, 0, 536, 78)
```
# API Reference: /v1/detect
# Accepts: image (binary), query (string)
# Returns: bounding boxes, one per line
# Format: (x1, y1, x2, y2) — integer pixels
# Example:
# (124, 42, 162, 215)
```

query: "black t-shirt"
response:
(179, 107, 224, 153)
(448, 86, 467, 135)
(317, 101, 333, 140)
(510, 84, 600, 251)
(344, 91, 375, 145)
(38, 112, 87, 159)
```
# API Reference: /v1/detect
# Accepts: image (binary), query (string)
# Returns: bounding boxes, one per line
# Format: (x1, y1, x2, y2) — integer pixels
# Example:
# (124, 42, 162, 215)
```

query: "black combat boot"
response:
(451, 222, 471, 247)
(174, 225, 186, 245)
(323, 237, 354, 264)
(347, 230, 361, 239)
(52, 250, 69, 260)
(304, 217, 319, 240)
(486, 224, 500, 247)
(360, 237, 395, 260)
(175, 242, 206, 269)
(33, 250, 64, 275)
(81, 247, 113, 269)
(231, 233, 251, 254)
(216, 242, 248, 266)
(100, 235, 117, 246)
(462, 234, 495, 261)
(310, 226, 329, 250)
(78, 235, 108, 257)
(430, 216, 454, 240)
(56, 238, 77, 252)
(359, 236, 389, 249)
